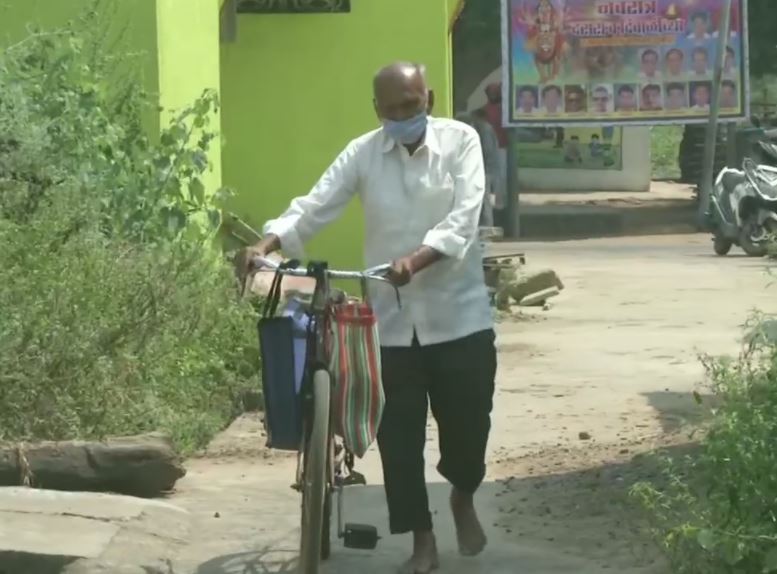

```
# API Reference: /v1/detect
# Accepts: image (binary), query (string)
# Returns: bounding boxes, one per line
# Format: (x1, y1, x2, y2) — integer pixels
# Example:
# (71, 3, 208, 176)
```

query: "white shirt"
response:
(263, 117, 493, 347)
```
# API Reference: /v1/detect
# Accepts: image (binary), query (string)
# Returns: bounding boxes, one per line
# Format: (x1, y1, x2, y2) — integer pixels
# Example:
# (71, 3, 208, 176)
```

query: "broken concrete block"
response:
(509, 269, 564, 303)
(519, 287, 561, 307)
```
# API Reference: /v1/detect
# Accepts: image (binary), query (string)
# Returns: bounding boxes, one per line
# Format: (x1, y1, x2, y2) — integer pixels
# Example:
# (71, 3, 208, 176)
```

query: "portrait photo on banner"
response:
(502, 0, 750, 127)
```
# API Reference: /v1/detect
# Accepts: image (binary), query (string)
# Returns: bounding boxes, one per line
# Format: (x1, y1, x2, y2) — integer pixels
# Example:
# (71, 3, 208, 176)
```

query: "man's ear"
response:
(427, 90, 435, 115)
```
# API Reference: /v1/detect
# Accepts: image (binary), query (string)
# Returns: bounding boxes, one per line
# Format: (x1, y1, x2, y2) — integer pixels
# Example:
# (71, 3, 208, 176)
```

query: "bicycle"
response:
(251, 256, 397, 574)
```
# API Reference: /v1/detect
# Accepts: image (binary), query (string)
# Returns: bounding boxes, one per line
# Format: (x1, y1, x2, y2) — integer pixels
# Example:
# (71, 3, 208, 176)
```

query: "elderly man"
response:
(243, 62, 496, 574)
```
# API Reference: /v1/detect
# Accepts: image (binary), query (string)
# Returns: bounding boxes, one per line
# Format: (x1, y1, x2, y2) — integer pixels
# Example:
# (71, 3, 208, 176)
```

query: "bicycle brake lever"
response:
(392, 285, 402, 310)
(363, 263, 391, 276)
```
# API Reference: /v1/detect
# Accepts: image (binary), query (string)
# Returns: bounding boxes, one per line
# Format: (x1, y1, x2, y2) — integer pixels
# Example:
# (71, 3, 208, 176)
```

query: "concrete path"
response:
(4, 235, 764, 573)
(169, 234, 777, 574)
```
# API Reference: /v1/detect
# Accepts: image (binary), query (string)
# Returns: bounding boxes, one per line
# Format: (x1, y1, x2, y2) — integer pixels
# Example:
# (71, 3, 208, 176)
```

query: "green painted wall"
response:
(220, 0, 452, 269)
(156, 0, 222, 194)
(0, 0, 160, 136)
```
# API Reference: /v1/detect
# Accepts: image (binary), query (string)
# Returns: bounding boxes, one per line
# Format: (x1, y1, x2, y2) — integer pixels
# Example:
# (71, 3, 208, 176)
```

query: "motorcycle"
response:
(709, 133, 777, 257)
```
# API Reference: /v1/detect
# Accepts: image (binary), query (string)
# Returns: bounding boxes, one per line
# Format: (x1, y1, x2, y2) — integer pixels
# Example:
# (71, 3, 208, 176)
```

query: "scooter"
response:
(709, 135, 777, 257)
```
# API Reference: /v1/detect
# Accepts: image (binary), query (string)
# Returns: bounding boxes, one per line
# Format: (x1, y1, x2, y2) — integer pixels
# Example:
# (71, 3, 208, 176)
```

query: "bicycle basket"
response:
(258, 269, 307, 451)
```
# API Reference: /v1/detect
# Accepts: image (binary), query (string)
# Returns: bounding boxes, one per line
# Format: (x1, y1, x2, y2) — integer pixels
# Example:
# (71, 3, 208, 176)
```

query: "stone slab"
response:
(0, 488, 190, 573)
(0, 512, 118, 558)
(0, 487, 184, 522)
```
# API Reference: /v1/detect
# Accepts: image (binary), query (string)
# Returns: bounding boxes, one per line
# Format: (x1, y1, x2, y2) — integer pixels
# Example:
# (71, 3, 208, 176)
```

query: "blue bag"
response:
(258, 268, 306, 451)
(281, 296, 312, 395)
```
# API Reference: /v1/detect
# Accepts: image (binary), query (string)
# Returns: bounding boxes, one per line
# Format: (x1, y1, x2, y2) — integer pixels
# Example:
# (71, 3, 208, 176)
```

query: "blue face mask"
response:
(382, 111, 428, 145)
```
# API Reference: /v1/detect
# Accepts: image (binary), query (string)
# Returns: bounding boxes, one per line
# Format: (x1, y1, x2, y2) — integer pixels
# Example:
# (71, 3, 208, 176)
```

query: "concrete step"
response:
(518, 202, 698, 240)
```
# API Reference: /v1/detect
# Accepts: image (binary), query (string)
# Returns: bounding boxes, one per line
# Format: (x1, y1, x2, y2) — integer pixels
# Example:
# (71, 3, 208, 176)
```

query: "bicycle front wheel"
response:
(299, 369, 331, 574)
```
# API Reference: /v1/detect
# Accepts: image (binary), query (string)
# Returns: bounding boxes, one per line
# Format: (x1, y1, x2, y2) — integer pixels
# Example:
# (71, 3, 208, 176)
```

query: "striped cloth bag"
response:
(327, 302, 385, 458)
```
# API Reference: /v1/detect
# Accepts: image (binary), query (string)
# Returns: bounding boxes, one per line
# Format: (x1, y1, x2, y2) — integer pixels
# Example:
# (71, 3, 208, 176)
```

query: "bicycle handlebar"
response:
(251, 256, 393, 285)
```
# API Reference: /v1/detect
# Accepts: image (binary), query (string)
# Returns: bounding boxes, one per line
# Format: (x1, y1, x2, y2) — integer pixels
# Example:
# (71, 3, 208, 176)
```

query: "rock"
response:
(508, 269, 564, 303)
(496, 289, 512, 311)
(519, 287, 561, 307)
(0, 488, 188, 574)
(0, 433, 185, 497)
(579, 432, 592, 441)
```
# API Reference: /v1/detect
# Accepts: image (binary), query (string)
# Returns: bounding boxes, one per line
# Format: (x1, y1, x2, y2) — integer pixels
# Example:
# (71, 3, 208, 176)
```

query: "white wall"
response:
(518, 128, 652, 192)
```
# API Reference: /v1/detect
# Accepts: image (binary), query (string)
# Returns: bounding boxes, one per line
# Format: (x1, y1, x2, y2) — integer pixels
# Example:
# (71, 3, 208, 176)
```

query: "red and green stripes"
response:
(327, 303, 385, 458)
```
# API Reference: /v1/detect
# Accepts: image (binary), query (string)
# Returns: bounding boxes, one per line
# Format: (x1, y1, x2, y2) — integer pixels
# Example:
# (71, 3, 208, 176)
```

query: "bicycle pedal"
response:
(343, 471, 367, 487)
(342, 523, 380, 550)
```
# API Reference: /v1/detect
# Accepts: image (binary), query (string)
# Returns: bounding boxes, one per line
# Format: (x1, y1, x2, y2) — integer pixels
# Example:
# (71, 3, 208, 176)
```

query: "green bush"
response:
(0, 9, 260, 454)
(632, 316, 777, 573)
(651, 126, 682, 180)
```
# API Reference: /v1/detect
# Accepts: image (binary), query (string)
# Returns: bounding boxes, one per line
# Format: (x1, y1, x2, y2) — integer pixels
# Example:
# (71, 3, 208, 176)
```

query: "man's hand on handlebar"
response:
(387, 257, 414, 287)
(239, 234, 281, 280)
(387, 246, 444, 288)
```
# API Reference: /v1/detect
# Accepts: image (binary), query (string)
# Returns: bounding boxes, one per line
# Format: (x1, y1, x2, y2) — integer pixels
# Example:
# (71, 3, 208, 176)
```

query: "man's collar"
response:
(381, 117, 440, 155)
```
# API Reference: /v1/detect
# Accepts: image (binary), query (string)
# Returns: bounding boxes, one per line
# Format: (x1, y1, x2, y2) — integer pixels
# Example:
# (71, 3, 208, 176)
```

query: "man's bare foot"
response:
(450, 487, 487, 557)
(398, 531, 439, 574)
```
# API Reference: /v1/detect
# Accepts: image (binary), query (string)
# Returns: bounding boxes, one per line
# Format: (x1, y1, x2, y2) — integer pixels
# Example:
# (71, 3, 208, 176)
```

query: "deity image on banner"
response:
(513, 0, 571, 83)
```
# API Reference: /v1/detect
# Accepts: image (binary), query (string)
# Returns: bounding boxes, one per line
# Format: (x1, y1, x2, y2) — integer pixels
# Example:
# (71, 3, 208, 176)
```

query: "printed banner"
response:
(502, 0, 749, 126)
(515, 126, 623, 169)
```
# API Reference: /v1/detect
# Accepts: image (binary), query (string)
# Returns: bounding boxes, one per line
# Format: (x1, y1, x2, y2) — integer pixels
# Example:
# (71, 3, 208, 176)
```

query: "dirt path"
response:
(172, 235, 777, 574)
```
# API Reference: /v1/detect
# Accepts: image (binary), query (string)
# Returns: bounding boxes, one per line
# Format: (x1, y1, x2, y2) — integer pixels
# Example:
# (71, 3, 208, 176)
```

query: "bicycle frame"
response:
(251, 257, 394, 566)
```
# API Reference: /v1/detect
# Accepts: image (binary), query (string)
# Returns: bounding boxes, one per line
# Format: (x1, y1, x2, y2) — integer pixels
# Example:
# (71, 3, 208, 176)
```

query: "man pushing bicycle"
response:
(243, 62, 497, 574)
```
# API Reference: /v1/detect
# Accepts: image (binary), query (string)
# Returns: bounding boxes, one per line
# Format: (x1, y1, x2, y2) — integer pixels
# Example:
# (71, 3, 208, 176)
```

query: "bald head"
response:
(373, 61, 433, 122)
(373, 62, 426, 94)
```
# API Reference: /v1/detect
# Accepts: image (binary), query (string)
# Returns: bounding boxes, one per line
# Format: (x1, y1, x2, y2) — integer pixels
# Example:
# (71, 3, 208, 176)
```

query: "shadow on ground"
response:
(191, 443, 701, 574)
(642, 390, 716, 434)
(0, 552, 75, 574)
(195, 547, 297, 574)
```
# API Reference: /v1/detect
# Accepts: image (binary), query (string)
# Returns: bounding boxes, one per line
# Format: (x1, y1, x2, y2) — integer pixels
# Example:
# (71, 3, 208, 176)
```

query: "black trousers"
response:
(377, 329, 497, 534)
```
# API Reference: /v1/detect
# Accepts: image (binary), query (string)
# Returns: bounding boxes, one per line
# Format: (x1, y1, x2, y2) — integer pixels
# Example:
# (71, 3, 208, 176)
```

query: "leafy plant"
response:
(0, 6, 259, 454)
(632, 316, 777, 573)
(651, 126, 683, 180)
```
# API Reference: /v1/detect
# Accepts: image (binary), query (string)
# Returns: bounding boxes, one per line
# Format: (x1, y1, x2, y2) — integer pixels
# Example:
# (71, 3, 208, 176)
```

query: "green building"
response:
(1, 0, 462, 267)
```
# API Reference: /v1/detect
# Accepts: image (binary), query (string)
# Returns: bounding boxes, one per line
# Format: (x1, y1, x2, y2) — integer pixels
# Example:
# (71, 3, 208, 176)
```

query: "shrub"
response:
(632, 315, 777, 573)
(0, 7, 260, 454)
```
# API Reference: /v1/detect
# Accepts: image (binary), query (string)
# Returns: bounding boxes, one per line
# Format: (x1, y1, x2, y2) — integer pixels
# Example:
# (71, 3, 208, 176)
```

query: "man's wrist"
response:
(408, 246, 443, 274)
(255, 233, 281, 254)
